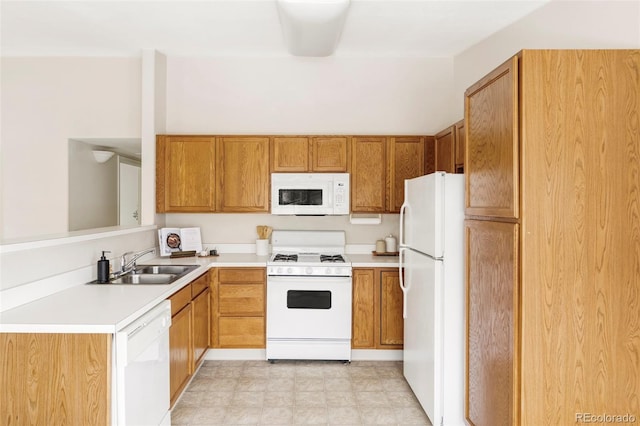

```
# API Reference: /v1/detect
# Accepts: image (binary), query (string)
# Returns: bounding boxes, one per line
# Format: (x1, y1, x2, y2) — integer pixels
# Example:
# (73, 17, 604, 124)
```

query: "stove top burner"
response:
(320, 254, 345, 263)
(273, 254, 298, 262)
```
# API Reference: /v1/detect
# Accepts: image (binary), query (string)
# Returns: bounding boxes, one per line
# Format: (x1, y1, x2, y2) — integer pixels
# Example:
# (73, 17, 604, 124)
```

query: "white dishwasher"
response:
(115, 300, 172, 426)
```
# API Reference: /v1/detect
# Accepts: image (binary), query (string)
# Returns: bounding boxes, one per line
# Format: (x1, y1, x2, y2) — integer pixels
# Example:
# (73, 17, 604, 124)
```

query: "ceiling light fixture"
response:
(92, 150, 115, 163)
(276, 0, 350, 57)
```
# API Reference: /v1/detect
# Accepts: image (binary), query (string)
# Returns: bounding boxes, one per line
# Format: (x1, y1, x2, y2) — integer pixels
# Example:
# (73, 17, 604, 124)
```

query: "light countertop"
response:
(0, 253, 398, 334)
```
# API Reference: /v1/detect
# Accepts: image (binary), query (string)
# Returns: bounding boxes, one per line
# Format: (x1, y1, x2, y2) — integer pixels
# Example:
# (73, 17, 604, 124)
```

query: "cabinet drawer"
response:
(218, 317, 265, 348)
(218, 268, 265, 284)
(169, 283, 192, 316)
(191, 272, 209, 298)
(218, 284, 264, 315)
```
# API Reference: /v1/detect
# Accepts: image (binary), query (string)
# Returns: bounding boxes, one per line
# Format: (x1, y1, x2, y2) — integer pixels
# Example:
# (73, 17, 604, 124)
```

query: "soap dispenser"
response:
(97, 251, 111, 283)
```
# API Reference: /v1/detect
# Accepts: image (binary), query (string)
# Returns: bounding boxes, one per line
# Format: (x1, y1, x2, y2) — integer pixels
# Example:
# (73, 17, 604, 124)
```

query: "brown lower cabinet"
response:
(0, 333, 111, 425)
(211, 267, 266, 348)
(168, 271, 211, 407)
(352, 268, 403, 349)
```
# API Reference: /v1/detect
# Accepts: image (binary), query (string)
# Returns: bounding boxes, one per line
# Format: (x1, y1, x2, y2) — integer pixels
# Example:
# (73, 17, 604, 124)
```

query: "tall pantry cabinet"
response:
(464, 50, 639, 426)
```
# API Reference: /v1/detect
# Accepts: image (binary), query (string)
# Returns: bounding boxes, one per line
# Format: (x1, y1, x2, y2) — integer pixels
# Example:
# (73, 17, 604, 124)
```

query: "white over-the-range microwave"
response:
(271, 173, 350, 215)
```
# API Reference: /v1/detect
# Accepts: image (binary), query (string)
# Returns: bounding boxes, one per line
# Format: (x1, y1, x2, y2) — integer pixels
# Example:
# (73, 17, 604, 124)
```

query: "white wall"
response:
(68, 140, 118, 231)
(0, 57, 141, 240)
(165, 213, 399, 248)
(166, 56, 456, 135)
(453, 0, 640, 117)
(163, 56, 454, 241)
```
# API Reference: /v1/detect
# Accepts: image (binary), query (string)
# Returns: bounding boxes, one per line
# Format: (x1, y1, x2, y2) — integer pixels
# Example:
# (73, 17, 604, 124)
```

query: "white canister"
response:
(375, 239, 386, 253)
(385, 234, 397, 253)
(256, 239, 269, 256)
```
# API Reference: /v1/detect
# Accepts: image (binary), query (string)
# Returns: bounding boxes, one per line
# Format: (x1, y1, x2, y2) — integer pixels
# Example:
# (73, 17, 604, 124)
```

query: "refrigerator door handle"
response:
(398, 247, 409, 319)
(399, 202, 407, 247)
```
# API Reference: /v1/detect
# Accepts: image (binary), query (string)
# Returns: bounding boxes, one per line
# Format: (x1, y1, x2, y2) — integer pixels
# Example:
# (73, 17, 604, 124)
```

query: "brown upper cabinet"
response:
(216, 136, 270, 212)
(350, 137, 387, 213)
(434, 125, 456, 173)
(156, 135, 216, 212)
(158, 134, 431, 214)
(388, 136, 425, 212)
(351, 136, 426, 213)
(433, 121, 465, 174)
(454, 119, 465, 173)
(271, 136, 348, 172)
(465, 56, 519, 219)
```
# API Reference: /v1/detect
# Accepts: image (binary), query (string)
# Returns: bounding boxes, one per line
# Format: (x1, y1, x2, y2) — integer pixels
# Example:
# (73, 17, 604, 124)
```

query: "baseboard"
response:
(203, 348, 403, 361)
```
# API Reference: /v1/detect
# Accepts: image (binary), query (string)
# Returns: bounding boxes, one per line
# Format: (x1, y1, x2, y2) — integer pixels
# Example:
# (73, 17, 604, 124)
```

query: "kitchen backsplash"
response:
(163, 213, 400, 245)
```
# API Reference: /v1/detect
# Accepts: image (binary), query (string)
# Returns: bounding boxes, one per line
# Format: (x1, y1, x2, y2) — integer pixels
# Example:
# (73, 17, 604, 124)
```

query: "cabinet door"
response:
(310, 137, 348, 172)
(435, 125, 456, 174)
(216, 136, 270, 212)
(454, 119, 465, 172)
(352, 269, 375, 348)
(156, 135, 216, 212)
(389, 137, 425, 212)
(351, 137, 387, 212)
(192, 287, 210, 370)
(465, 219, 519, 426)
(271, 136, 309, 172)
(379, 270, 403, 347)
(169, 304, 192, 406)
(424, 136, 436, 175)
(465, 56, 519, 218)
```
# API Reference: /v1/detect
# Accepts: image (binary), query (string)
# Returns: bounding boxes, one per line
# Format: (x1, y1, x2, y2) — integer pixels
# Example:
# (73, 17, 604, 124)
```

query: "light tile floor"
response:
(171, 360, 433, 426)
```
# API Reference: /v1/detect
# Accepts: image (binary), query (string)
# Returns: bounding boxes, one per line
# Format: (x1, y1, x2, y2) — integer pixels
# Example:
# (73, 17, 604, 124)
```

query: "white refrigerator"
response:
(399, 172, 465, 426)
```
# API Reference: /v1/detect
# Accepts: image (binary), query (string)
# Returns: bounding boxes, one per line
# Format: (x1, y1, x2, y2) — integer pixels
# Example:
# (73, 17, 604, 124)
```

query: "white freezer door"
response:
(401, 248, 443, 426)
(401, 172, 444, 258)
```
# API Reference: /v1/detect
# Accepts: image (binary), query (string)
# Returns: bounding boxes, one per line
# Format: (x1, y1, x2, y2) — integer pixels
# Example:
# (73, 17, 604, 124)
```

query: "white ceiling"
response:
(1, 0, 551, 57)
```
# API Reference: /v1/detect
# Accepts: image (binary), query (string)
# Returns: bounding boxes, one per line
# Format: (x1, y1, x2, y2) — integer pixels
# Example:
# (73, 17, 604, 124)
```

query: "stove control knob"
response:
(305, 267, 313, 275)
(286, 267, 293, 274)
(277, 267, 283, 274)
(326, 268, 332, 275)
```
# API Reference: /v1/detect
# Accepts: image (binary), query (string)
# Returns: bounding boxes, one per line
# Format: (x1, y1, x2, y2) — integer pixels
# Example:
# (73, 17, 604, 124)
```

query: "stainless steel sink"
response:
(134, 265, 197, 275)
(88, 264, 199, 285)
(110, 273, 178, 284)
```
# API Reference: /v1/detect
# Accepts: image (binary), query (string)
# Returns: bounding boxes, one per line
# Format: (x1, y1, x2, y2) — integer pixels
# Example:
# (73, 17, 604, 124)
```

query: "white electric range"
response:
(266, 230, 353, 362)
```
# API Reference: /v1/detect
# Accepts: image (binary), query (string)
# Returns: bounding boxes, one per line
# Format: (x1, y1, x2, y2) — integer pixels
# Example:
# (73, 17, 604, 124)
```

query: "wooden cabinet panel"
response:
(169, 303, 192, 406)
(218, 268, 265, 283)
(218, 317, 265, 348)
(435, 125, 455, 173)
(379, 270, 403, 346)
(351, 137, 387, 212)
(352, 269, 375, 348)
(0, 333, 111, 426)
(310, 137, 348, 172)
(156, 135, 216, 212)
(454, 119, 465, 172)
(190, 273, 209, 299)
(424, 136, 436, 175)
(212, 267, 266, 349)
(170, 283, 192, 316)
(271, 137, 309, 172)
(465, 56, 519, 219)
(218, 284, 264, 315)
(216, 136, 270, 212)
(389, 136, 425, 212)
(192, 287, 210, 370)
(352, 268, 403, 349)
(465, 219, 519, 426)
